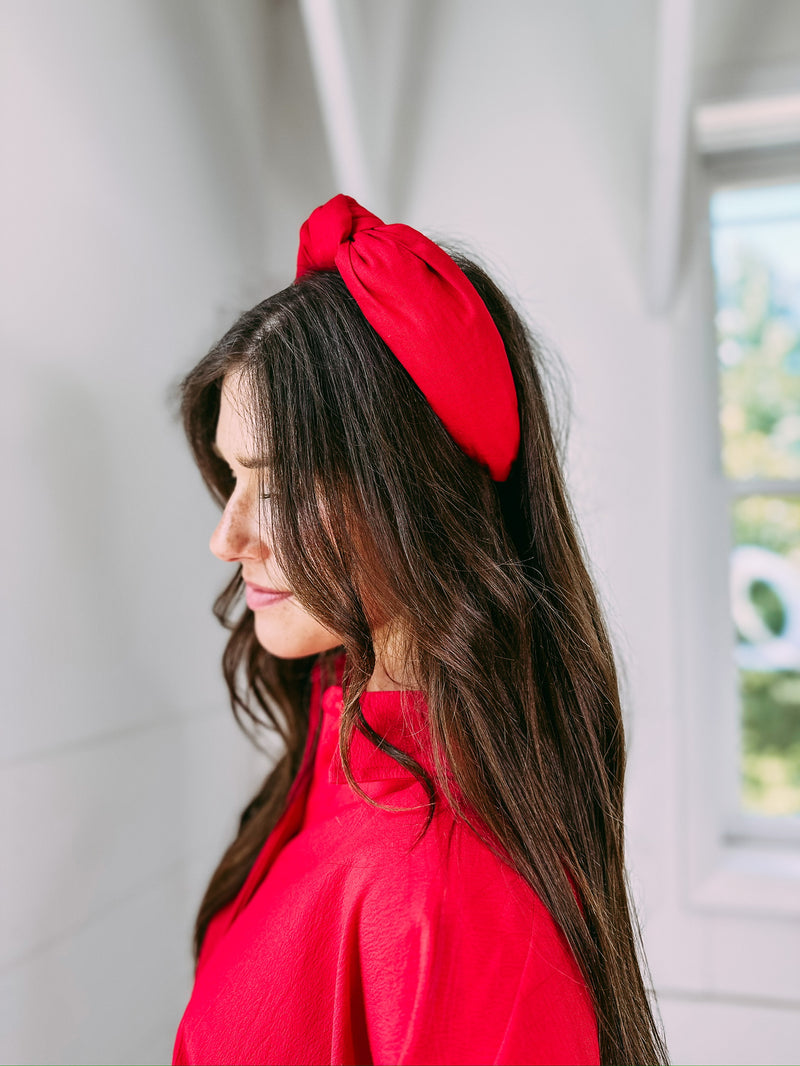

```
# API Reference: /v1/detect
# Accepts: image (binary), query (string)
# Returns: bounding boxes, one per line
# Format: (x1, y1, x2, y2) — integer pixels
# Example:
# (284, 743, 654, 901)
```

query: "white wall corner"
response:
(646, 0, 695, 315)
(298, 0, 376, 207)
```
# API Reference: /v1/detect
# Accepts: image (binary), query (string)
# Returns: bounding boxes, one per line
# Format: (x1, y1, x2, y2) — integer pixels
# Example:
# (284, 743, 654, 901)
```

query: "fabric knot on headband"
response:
(295, 194, 520, 482)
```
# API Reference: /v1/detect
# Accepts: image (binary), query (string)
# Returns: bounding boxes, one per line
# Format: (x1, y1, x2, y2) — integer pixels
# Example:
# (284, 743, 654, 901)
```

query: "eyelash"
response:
(222, 464, 272, 501)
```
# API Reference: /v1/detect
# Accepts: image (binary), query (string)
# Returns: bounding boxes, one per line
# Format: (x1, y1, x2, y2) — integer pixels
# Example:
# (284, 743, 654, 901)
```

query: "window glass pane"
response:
(710, 183, 800, 480)
(732, 495, 800, 815)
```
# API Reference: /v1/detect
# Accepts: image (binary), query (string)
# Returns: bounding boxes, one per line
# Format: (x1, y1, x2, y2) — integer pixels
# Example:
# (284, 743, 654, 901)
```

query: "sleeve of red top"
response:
(354, 819, 600, 1066)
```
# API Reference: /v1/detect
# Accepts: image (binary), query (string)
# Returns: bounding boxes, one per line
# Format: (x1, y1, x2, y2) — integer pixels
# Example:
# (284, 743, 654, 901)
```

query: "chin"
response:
(253, 610, 342, 660)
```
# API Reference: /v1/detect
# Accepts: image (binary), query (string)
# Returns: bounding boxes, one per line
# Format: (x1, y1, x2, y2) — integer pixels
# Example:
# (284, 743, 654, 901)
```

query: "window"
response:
(709, 181, 800, 830)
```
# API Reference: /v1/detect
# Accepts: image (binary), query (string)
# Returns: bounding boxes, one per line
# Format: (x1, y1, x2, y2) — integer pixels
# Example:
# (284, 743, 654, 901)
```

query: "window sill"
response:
(690, 839, 800, 917)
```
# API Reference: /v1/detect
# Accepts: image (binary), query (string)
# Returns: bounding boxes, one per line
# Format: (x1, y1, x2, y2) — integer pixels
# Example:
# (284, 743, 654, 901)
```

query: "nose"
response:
(209, 494, 265, 563)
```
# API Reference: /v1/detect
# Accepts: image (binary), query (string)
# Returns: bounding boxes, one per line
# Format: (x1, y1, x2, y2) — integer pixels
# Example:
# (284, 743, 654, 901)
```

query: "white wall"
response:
(0, 2, 331, 1062)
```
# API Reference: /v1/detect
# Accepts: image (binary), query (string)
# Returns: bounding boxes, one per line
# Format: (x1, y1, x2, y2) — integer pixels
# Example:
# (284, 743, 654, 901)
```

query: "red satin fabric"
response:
(172, 663, 599, 1066)
(295, 195, 521, 482)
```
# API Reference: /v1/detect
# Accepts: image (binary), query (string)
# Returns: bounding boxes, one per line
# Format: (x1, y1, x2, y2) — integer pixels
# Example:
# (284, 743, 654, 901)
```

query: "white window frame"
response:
(678, 112, 800, 918)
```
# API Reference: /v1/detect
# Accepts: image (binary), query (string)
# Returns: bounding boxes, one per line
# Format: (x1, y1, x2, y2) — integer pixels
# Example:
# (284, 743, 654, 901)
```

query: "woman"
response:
(172, 195, 668, 1065)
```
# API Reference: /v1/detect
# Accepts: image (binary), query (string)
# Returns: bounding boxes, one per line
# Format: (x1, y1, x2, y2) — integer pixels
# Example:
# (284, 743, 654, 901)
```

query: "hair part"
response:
(179, 258, 668, 1065)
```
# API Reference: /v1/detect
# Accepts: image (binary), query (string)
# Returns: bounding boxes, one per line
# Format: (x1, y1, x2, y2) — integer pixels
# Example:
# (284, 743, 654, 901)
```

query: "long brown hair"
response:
(180, 257, 668, 1065)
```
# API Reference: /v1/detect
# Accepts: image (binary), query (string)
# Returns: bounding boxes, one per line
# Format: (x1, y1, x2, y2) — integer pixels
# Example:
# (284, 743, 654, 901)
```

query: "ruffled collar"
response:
(309, 650, 432, 780)
(318, 681, 433, 783)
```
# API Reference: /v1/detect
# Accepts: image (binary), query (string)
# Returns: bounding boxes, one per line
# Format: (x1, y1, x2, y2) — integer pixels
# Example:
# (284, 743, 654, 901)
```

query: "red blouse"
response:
(172, 663, 599, 1066)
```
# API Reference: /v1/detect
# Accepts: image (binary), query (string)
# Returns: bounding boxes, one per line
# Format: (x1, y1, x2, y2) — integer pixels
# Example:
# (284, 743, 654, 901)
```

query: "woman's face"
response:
(209, 372, 344, 659)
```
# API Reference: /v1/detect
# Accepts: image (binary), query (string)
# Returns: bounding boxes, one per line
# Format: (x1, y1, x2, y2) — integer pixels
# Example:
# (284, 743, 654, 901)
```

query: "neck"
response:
(366, 625, 419, 692)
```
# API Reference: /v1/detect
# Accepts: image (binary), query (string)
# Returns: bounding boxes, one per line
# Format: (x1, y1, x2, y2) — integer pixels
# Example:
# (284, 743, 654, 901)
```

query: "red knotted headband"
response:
(295, 194, 520, 482)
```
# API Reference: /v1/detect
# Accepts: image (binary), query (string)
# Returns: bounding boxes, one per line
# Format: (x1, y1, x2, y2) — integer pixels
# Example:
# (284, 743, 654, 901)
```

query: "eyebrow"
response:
(211, 442, 270, 470)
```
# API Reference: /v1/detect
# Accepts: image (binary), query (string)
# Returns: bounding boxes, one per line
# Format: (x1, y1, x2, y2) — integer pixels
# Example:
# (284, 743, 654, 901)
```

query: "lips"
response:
(244, 582, 292, 610)
(245, 581, 290, 594)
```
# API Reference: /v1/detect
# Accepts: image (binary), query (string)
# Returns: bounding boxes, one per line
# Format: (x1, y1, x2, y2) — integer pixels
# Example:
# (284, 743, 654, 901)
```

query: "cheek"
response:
(252, 595, 342, 659)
